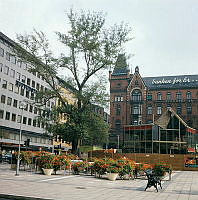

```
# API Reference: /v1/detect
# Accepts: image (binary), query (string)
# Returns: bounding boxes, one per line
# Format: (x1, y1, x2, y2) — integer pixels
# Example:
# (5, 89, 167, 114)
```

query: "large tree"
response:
(15, 9, 132, 154)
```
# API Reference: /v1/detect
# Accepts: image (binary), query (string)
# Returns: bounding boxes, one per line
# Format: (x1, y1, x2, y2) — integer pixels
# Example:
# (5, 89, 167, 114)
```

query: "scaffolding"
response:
(123, 109, 197, 154)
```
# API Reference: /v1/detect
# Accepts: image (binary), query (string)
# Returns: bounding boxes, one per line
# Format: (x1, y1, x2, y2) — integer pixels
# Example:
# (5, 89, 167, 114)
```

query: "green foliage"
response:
(15, 8, 132, 154)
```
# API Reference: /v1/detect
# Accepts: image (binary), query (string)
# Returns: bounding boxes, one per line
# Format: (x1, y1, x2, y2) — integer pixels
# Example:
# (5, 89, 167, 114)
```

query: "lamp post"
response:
(15, 101, 26, 176)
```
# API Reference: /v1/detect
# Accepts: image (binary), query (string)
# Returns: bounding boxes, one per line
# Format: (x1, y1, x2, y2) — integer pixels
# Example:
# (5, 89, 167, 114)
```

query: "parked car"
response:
(2, 153, 12, 163)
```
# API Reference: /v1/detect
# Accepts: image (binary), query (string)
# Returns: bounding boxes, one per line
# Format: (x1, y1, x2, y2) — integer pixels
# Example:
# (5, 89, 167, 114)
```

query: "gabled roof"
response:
(143, 74, 198, 90)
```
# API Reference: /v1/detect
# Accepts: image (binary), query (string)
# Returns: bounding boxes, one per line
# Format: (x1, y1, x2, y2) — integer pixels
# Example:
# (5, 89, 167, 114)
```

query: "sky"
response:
(1, 0, 198, 77)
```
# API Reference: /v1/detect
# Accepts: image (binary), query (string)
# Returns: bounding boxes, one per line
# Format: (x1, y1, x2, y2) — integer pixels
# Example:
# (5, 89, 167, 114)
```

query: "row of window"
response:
(147, 91, 192, 101)
(0, 45, 45, 80)
(1, 130, 51, 145)
(0, 109, 51, 128)
(115, 103, 192, 116)
(0, 94, 53, 117)
(0, 63, 46, 91)
(1, 79, 54, 108)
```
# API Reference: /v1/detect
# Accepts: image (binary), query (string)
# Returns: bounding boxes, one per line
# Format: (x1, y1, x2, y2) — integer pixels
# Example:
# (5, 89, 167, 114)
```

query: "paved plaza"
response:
(0, 164, 198, 200)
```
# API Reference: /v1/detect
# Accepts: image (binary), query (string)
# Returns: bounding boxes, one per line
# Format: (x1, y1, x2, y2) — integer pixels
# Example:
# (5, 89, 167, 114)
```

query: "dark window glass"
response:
(157, 92, 162, 100)
(116, 104, 121, 115)
(1, 95, 6, 103)
(7, 97, 12, 106)
(147, 93, 152, 101)
(32, 80, 35, 88)
(23, 117, 27, 124)
(27, 78, 31, 85)
(13, 99, 18, 108)
(28, 118, 32, 126)
(176, 92, 182, 101)
(0, 110, 4, 119)
(11, 113, 16, 122)
(20, 88, 24, 96)
(2, 80, 7, 89)
(186, 91, 191, 100)
(186, 103, 192, 114)
(157, 106, 162, 115)
(166, 92, 171, 100)
(147, 105, 152, 115)
(132, 89, 142, 101)
(5, 112, 10, 120)
(176, 104, 182, 114)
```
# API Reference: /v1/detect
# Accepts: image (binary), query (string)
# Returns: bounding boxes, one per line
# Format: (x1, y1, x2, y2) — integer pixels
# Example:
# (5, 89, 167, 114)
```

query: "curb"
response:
(0, 194, 53, 200)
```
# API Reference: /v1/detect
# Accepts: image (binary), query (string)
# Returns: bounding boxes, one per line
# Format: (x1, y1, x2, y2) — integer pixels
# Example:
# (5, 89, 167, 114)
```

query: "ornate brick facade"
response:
(109, 54, 198, 141)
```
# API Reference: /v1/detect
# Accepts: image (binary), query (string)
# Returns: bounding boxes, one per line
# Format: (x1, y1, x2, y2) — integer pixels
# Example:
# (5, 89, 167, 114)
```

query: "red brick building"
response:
(109, 54, 198, 147)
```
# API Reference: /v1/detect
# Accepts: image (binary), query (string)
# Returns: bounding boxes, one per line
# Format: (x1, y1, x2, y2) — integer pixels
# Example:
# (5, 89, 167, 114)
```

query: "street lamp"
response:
(15, 101, 26, 176)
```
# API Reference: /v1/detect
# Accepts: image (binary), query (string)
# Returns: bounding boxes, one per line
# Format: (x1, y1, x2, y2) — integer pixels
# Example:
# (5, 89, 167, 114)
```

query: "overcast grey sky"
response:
(1, 0, 198, 77)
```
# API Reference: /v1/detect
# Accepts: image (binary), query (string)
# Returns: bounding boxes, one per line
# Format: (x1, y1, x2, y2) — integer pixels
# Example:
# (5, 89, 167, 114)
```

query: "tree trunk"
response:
(72, 137, 79, 155)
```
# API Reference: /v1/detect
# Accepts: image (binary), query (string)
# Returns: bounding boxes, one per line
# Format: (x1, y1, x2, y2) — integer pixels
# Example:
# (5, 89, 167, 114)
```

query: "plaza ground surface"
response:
(0, 163, 198, 200)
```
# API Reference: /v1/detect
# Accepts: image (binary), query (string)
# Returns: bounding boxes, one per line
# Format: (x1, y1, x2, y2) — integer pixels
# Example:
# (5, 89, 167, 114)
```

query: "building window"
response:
(4, 65, 9, 75)
(147, 93, 152, 101)
(17, 60, 22, 68)
(34, 107, 38, 114)
(0, 63, 3, 72)
(11, 113, 16, 122)
(20, 88, 24, 96)
(176, 104, 182, 114)
(28, 118, 32, 125)
(157, 106, 162, 115)
(157, 92, 162, 100)
(186, 103, 192, 114)
(132, 89, 142, 101)
(29, 105, 33, 112)
(0, 47, 4, 57)
(24, 104, 28, 111)
(167, 104, 171, 110)
(5, 112, 10, 120)
(11, 55, 16, 64)
(147, 105, 152, 115)
(23, 117, 27, 124)
(132, 104, 141, 114)
(13, 99, 18, 108)
(7, 97, 12, 106)
(2, 80, 7, 89)
(1, 95, 6, 103)
(16, 72, 21, 80)
(114, 96, 123, 102)
(10, 69, 15, 78)
(115, 119, 121, 129)
(186, 91, 191, 100)
(8, 83, 13, 91)
(33, 119, 37, 127)
(0, 110, 4, 119)
(176, 92, 182, 101)
(26, 91, 30, 98)
(36, 83, 40, 91)
(27, 78, 31, 86)
(6, 52, 10, 61)
(17, 115, 22, 123)
(116, 104, 121, 115)
(32, 80, 35, 88)
(135, 80, 139, 86)
(21, 75, 26, 83)
(166, 92, 171, 101)
(14, 85, 19, 94)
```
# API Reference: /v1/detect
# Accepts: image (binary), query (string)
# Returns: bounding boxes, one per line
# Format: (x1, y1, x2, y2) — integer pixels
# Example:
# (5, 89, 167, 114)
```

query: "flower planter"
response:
(107, 173, 118, 181)
(42, 168, 54, 175)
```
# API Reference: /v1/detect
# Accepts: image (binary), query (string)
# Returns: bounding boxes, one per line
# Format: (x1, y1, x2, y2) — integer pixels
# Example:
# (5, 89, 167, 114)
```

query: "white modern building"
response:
(0, 32, 54, 153)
